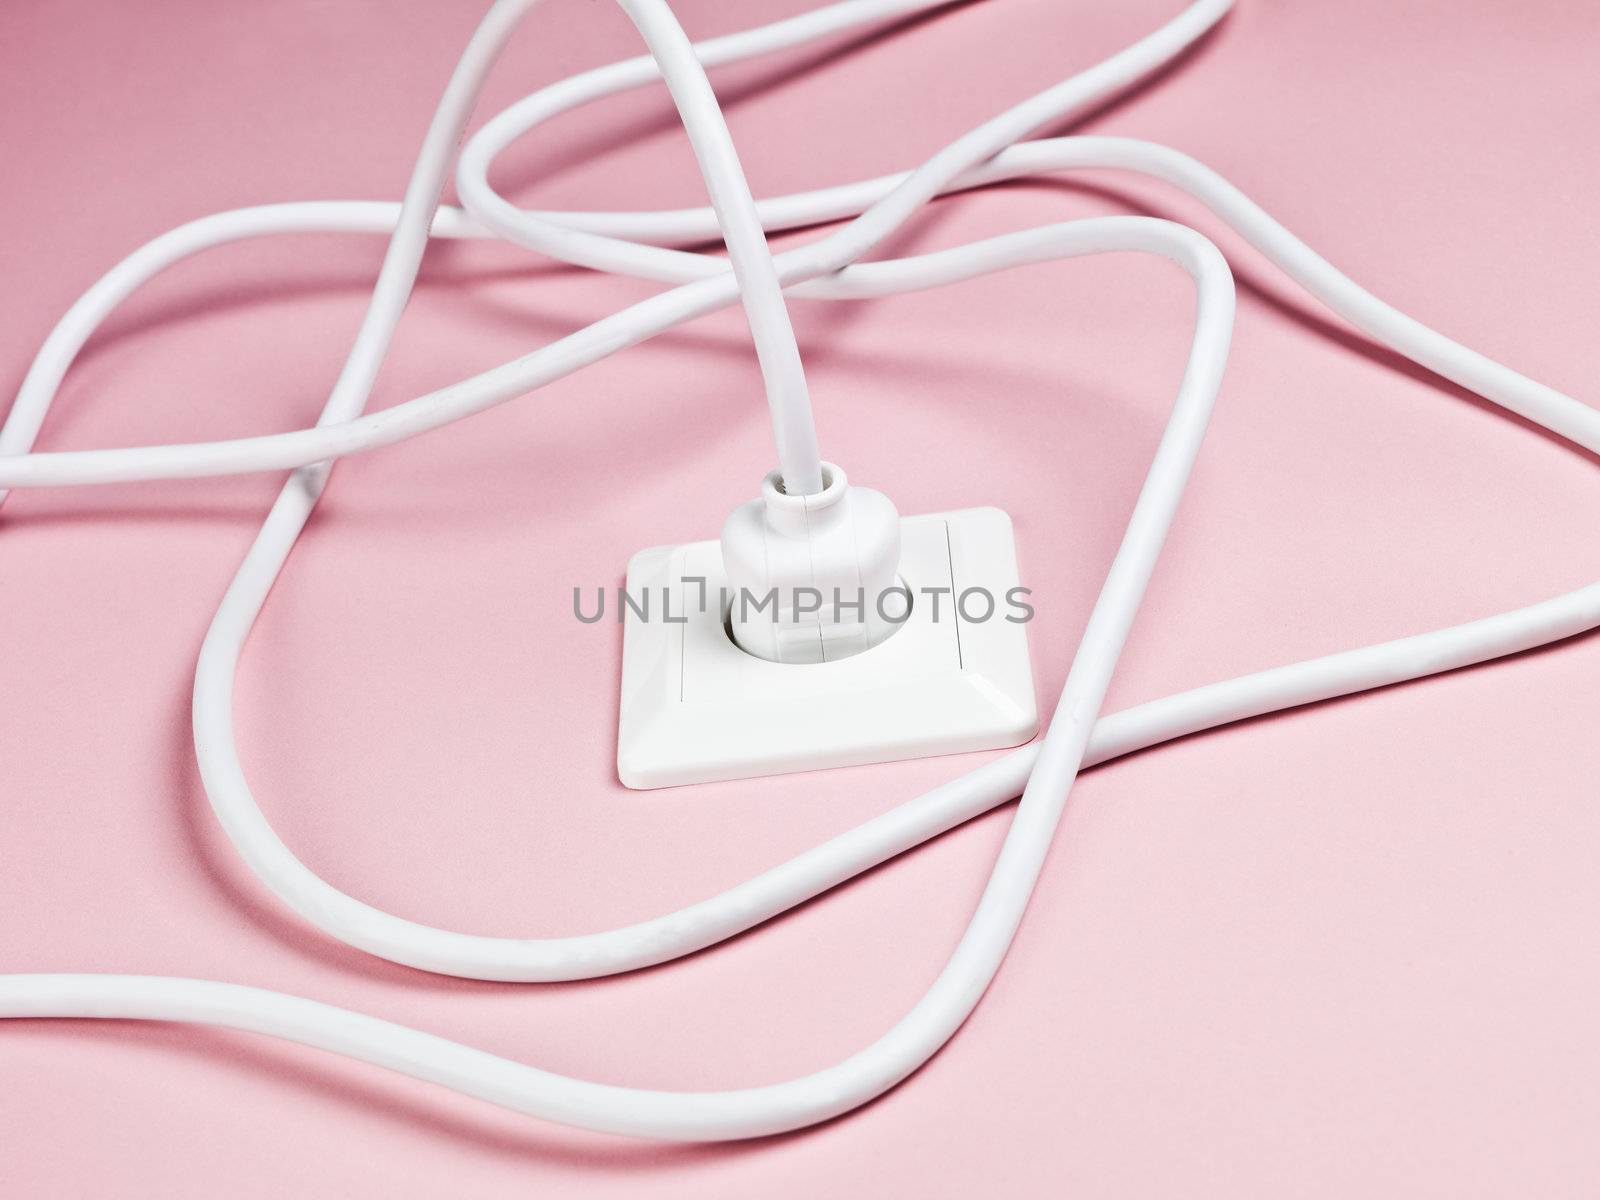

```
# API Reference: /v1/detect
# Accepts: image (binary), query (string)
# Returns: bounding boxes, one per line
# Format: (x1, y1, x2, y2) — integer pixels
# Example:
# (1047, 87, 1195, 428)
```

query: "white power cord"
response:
(4, 0, 1597, 1143)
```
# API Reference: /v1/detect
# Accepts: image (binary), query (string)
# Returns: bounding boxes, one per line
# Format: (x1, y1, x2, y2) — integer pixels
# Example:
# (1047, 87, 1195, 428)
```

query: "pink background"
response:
(5, 0, 1600, 1195)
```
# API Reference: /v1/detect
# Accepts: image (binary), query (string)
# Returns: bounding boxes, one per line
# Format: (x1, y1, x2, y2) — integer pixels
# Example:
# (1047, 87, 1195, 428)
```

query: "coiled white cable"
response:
(4, 0, 1597, 1143)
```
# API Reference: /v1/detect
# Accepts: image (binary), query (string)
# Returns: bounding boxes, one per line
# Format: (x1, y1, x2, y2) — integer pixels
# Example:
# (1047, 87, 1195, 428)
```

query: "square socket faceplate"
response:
(616, 507, 1037, 789)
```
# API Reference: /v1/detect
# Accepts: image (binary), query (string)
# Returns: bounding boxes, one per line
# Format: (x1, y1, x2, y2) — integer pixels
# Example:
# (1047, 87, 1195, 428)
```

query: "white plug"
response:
(720, 462, 903, 664)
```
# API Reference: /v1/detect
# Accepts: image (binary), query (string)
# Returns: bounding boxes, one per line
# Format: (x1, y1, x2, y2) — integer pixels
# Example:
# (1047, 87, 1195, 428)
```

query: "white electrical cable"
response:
(3, 0, 1596, 1144)
(297, 0, 823, 497)
(0, 0, 1235, 490)
(614, 0, 824, 496)
(12, 212, 1235, 1139)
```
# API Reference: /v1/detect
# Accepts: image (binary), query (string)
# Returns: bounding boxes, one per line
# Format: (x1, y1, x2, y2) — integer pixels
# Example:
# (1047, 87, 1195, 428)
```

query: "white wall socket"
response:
(617, 506, 1038, 789)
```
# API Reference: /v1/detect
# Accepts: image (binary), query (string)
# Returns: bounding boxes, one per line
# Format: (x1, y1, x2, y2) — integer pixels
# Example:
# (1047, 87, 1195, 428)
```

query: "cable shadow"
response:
(996, 175, 1600, 470)
(488, 1, 981, 199)
(163, 670, 518, 993)
(0, 497, 273, 534)
(2, 1019, 766, 1171)
(0, 257, 563, 406)
(1047, 9, 1231, 138)
(1098, 615, 1600, 771)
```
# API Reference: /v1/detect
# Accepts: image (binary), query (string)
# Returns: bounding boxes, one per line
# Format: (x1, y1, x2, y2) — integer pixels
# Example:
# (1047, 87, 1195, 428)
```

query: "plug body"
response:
(720, 463, 902, 664)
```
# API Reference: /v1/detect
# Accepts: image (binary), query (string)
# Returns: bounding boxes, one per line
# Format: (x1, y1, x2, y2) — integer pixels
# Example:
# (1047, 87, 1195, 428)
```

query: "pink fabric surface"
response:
(4, 0, 1599, 1194)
